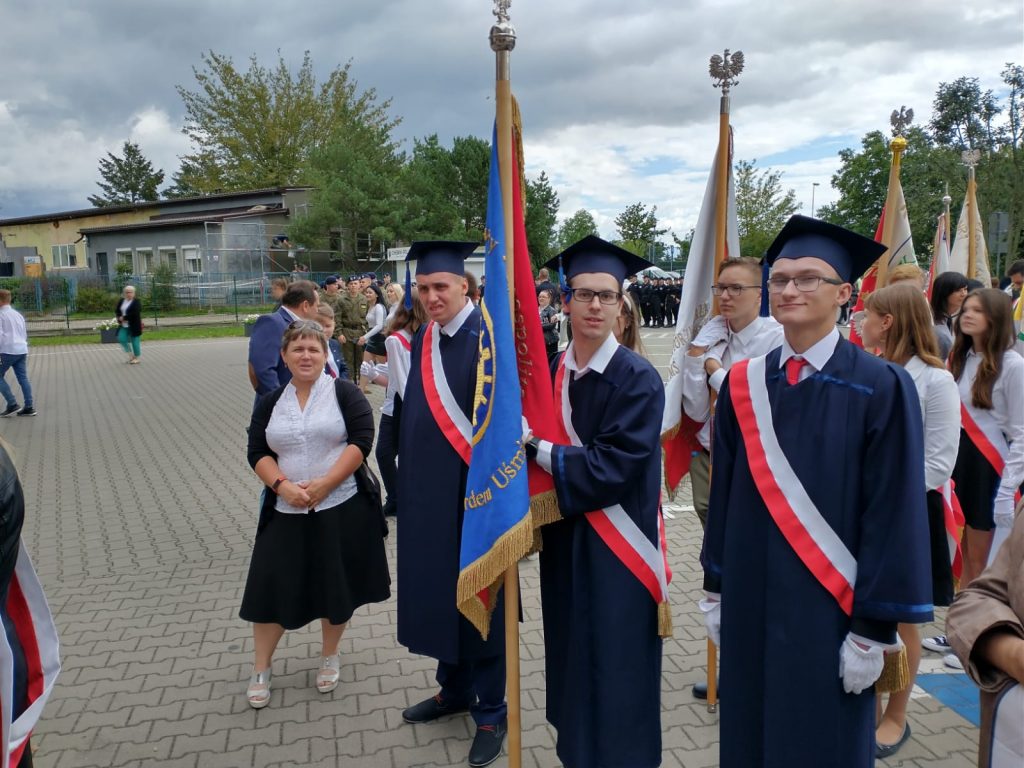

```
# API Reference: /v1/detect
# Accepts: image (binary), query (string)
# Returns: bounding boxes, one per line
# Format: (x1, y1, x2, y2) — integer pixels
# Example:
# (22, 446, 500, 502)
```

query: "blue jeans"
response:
(0, 354, 32, 408)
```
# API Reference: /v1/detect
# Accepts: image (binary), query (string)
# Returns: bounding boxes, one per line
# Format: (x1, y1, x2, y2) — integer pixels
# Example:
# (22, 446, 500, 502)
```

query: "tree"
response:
(614, 202, 667, 256)
(173, 50, 398, 194)
(669, 229, 694, 270)
(930, 76, 1001, 151)
(88, 141, 164, 207)
(525, 172, 559, 268)
(734, 159, 800, 258)
(557, 209, 599, 249)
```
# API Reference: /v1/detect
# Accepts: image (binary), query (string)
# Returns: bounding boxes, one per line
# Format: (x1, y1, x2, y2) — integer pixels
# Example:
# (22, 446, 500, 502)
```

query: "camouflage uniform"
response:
(336, 292, 369, 383)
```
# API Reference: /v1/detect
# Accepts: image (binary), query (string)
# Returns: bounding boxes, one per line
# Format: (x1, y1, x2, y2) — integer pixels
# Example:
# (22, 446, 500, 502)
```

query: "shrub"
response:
(76, 285, 117, 313)
(148, 263, 177, 312)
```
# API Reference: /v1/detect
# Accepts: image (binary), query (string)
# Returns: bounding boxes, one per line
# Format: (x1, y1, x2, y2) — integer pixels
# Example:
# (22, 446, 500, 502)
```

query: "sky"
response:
(0, 0, 1020, 243)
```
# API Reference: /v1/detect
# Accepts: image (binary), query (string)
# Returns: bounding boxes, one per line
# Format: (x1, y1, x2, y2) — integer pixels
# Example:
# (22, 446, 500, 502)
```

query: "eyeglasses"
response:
(712, 284, 760, 297)
(766, 275, 844, 293)
(287, 320, 324, 332)
(568, 288, 622, 305)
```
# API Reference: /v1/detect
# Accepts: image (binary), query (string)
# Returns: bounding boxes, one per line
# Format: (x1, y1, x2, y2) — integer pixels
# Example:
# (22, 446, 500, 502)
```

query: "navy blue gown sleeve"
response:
(701, 370, 738, 594)
(549, 365, 664, 516)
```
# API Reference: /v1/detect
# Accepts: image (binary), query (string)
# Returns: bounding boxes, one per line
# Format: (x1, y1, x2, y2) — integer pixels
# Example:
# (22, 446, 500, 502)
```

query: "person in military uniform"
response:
(319, 276, 345, 321)
(336, 275, 369, 386)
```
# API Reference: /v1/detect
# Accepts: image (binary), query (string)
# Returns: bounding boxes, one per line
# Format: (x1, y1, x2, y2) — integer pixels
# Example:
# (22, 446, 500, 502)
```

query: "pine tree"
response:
(88, 142, 165, 207)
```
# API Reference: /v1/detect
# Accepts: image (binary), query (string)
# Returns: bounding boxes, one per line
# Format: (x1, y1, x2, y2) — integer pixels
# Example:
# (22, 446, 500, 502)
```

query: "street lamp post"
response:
(811, 182, 820, 218)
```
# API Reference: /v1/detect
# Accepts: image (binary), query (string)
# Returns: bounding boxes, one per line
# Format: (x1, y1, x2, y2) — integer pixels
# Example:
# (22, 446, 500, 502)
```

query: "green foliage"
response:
(172, 50, 399, 194)
(735, 159, 800, 258)
(525, 172, 559, 268)
(930, 77, 1001, 151)
(114, 261, 134, 292)
(557, 209, 599, 249)
(614, 202, 667, 246)
(148, 263, 178, 312)
(88, 141, 164, 207)
(75, 285, 117, 313)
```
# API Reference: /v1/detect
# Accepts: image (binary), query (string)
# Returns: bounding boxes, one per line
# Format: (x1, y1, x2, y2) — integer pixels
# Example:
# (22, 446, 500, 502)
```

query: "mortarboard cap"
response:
(543, 235, 654, 286)
(765, 215, 886, 284)
(406, 241, 478, 277)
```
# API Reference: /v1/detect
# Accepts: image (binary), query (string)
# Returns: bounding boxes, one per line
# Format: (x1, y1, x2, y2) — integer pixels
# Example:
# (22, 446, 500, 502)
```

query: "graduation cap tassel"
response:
(874, 645, 911, 694)
(404, 263, 412, 310)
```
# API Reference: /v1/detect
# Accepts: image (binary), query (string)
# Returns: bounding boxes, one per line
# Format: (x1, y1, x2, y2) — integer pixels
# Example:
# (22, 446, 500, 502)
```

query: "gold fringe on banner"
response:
(456, 514, 535, 640)
(530, 489, 562, 527)
(874, 646, 910, 694)
(512, 97, 526, 213)
(658, 600, 673, 638)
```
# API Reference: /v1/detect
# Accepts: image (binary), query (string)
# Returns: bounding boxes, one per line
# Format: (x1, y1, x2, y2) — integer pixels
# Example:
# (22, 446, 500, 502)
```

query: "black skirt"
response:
(240, 492, 391, 630)
(364, 334, 387, 357)
(925, 489, 955, 607)
(951, 429, 1000, 532)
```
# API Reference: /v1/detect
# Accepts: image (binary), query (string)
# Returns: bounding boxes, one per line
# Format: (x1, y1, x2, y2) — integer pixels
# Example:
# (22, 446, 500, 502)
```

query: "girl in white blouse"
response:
(949, 289, 1024, 584)
(359, 286, 388, 392)
(861, 283, 962, 758)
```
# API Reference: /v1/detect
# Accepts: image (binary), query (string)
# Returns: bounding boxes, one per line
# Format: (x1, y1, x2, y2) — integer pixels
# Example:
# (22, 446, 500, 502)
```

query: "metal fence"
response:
(5, 272, 359, 327)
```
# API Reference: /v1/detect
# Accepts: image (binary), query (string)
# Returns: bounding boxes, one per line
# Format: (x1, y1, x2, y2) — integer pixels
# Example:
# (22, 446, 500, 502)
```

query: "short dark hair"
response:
(281, 280, 318, 309)
(1007, 259, 1024, 278)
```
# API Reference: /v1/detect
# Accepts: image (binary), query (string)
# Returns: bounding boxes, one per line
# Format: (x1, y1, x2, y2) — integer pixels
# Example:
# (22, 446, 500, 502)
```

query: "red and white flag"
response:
(0, 542, 60, 768)
(661, 139, 738, 496)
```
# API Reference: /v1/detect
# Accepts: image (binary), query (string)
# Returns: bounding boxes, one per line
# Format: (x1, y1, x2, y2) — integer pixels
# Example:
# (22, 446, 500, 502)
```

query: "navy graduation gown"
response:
(396, 307, 505, 664)
(702, 339, 933, 768)
(540, 345, 665, 768)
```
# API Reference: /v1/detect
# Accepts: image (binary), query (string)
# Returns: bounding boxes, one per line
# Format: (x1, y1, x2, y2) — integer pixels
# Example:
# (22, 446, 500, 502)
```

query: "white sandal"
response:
(316, 654, 341, 693)
(247, 668, 272, 709)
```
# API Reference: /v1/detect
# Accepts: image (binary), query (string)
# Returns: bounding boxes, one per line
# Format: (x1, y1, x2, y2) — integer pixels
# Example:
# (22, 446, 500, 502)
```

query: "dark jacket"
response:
(115, 297, 143, 337)
(247, 307, 296, 396)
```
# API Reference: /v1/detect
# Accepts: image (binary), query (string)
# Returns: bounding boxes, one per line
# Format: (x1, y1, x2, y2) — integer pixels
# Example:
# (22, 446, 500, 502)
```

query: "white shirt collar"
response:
(779, 327, 841, 373)
(564, 333, 620, 377)
(729, 316, 768, 346)
(282, 306, 302, 322)
(440, 298, 474, 336)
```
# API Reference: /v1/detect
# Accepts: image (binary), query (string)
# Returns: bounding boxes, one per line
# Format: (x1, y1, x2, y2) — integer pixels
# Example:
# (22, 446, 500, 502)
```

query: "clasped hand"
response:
(278, 477, 333, 510)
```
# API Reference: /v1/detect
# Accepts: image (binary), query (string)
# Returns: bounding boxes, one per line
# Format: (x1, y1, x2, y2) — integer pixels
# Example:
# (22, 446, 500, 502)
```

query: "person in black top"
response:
(114, 285, 143, 364)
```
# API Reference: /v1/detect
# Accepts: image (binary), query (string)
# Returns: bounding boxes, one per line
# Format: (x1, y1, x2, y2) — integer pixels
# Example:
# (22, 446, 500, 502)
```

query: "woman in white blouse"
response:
(861, 283, 961, 758)
(949, 289, 1024, 583)
(359, 286, 388, 392)
(241, 320, 390, 709)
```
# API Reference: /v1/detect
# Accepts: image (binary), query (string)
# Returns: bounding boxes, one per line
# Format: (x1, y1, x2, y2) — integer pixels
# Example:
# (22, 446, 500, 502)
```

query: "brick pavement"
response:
(1, 332, 979, 767)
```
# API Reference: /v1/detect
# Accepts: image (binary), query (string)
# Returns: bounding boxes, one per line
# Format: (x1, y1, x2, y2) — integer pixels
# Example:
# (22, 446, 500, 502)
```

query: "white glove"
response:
(839, 633, 885, 694)
(698, 593, 721, 646)
(692, 315, 729, 348)
(521, 416, 533, 444)
(359, 361, 375, 379)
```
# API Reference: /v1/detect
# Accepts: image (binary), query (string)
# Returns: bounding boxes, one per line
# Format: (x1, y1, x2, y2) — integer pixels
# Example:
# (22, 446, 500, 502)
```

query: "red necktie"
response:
(785, 356, 809, 386)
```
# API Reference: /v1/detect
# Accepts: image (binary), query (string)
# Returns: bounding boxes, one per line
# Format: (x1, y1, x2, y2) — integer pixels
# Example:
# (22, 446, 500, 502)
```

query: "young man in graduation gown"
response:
(524, 236, 669, 768)
(395, 241, 507, 768)
(700, 216, 933, 768)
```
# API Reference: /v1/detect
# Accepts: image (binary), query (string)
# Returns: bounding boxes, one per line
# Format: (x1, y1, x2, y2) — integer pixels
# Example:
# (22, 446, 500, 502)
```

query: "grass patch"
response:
(30, 325, 247, 347)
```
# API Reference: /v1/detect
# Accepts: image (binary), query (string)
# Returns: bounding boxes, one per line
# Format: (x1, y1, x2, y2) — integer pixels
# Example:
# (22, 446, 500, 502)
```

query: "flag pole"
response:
(964, 157, 978, 280)
(943, 184, 952, 251)
(490, 4, 522, 767)
(709, 49, 743, 314)
(875, 135, 907, 288)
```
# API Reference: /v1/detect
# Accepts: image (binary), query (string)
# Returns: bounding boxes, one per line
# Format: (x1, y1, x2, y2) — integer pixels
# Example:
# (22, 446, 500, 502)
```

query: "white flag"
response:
(949, 189, 992, 284)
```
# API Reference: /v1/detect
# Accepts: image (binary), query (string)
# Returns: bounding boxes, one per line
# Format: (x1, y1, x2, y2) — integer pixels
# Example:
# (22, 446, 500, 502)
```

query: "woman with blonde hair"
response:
(860, 282, 961, 757)
(614, 292, 646, 356)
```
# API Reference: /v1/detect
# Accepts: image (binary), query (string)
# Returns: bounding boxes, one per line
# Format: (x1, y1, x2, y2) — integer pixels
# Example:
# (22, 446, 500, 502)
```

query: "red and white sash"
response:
(1, 542, 60, 768)
(960, 401, 1010, 478)
(420, 321, 473, 465)
(939, 480, 965, 581)
(394, 330, 412, 352)
(553, 359, 672, 616)
(731, 356, 858, 615)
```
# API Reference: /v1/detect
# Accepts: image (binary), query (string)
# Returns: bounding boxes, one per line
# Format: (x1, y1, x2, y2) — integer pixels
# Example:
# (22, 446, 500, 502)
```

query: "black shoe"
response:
(875, 722, 911, 759)
(468, 720, 507, 767)
(0, 404, 17, 418)
(692, 681, 720, 700)
(402, 694, 471, 724)
(16, 407, 36, 417)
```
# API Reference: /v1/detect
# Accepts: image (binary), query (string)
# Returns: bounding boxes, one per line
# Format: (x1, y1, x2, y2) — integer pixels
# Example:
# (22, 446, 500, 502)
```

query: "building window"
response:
(159, 247, 178, 272)
(136, 248, 155, 274)
(50, 244, 77, 268)
(116, 250, 133, 269)
(183, 246, 202, 274)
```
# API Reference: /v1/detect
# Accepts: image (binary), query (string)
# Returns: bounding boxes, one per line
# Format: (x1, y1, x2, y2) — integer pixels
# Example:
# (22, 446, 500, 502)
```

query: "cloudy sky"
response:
(1, 0, 1020, 241)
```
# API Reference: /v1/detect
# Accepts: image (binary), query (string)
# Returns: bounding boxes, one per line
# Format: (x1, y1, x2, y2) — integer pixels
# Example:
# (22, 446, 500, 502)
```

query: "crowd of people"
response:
(239, 229, 1024, 768)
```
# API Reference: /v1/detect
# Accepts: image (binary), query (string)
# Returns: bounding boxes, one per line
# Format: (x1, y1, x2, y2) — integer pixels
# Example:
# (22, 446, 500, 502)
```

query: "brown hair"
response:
(315, 304, 335, 320)
(717, 256, 762, 282)
(386, 295, 429, 335)
(270, 277, 289, 292)
(281, 280, 318, 309)
(280, 320, 327, 353)
(618, 294, 646, 355)
(949, 288, 1015, 409)
(0, 290, 11, 303)
(864, 283, 943, 368)
(886, 263, 924, 288)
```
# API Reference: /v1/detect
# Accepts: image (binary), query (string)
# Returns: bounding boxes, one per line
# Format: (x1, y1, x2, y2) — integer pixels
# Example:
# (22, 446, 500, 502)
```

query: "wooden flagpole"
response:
(875, 136, 907, 288)
(491, 4, 521, 766)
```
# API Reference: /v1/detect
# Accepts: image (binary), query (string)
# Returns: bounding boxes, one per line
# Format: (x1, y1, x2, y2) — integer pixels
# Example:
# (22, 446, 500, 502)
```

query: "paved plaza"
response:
(2, 330, 979, 767)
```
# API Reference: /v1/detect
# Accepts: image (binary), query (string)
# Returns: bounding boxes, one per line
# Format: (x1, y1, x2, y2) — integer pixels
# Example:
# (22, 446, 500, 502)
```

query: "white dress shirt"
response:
(0, 305, 28, 355)
(381, 330, 413, 417)
(904, 356, 960, 491)
(440, 298, 475, 337)
(681, 315, 783, 450)
(265, 374, 358, 514)
(957, 349, 1024, 506)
